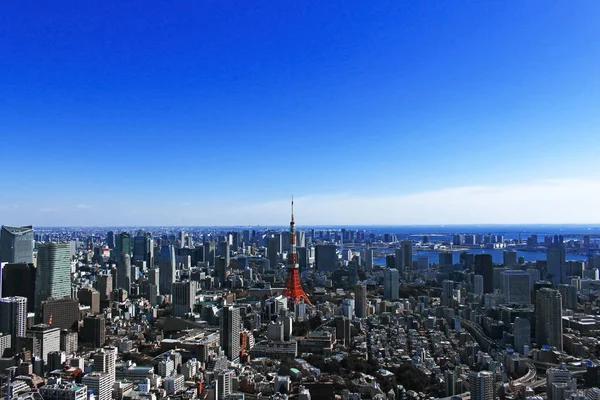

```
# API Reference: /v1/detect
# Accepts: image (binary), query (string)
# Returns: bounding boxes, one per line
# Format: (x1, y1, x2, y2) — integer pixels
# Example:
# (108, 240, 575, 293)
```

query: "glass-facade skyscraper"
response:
(0, 225, 34, 263)
(35, 242, 71, 311)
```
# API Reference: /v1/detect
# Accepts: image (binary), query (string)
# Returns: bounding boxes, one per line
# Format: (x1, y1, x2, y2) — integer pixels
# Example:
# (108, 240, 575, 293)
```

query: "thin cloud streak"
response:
(0, 179, 598, 226)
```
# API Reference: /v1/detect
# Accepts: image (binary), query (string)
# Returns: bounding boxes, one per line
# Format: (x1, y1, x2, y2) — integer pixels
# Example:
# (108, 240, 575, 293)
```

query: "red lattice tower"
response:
(283, 199, 312, 305)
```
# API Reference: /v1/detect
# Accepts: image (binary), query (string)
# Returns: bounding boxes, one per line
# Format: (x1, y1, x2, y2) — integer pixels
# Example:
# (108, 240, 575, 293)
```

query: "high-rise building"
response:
(36, 243, 71, 311)
(536, 288, 563, 352)
(315, 244, 337, 272)
(439, 252, 453, 266)
(400, 239, 412, 277)
(0, 296, 27, 350)
(93, 346, 117, 390)
(513, 317, 531, 355)
(41, 298, 79, 330)
(116, 232, 131, 255)
(96, 273, 113, 302)
(355, 283, 367, 318)
(219, 240, 230, 268)
(27, 323, 60, 366)
(220, 306, 241, 361)
(82, 372, 112, 400)
(159, 245, 176, 295)
(267, 235, 281, 268)
(116, 253, 131, 292)
(215, 256, 229, 288)
(1, 263, 36, 312)
(469, 370, 494, 400)
(501, 270, 531, 305)
(474, 254, 494, 294)
(217, 370, 233, 399)
(78, 287, 100, 314)
(364, 248, 373, 272)
(81, 315, 106, 348)
(0, 225, 34, 263)
(204, 241, 216, 266)
(133, 231, 153, 265)
(172, 280, 199, 317)
(473, 275, 484, 297)
(503, 250, 518, 266)
(106, 231, 116, 249)
(383, 268, 399, 301)
(558, 284, 577, 310)
(546, 364, 575, 400)
(441, 280, 454, 307)
(547, 244, 566, 286)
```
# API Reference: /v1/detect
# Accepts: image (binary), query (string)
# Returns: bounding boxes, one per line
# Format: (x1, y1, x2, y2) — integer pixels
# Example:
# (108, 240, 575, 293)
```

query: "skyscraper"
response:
(0, 296, 27, 350)
(267, 235, 281, 269)
(204, 241, 216, 266)
(219, 240, 230, 269)
(469, 371, 494, 400)
(116, 232, 131, 255)
(1, 263, 36, 312)
(133, 231, 153, 265)
(558, 284, 577, 310)
(106, 231, 116, 249)
(116, 253, 131, 292)
(27, 323, 61, 366)
(536, 288, 563, 352)
(315, 244, 337, 272)
(159, 245, 176, 295)
(172, 280, 198, 317)
(514, 317, 531, 355)
(41, 298, 79, 330)
(501, 270, 531, 305)
(441, 280, 455, 307)
(383, 268, 399, 300)
(400, 239, 413, 277)
(503, 250, 518, 266)
(220, 306, 241, 361)
(364, 248, 373, 273)
(0, 225, 34, 263)
(36, 243, 71, 311)
(547, 244, 566, 286)
(355, 283, 368, 318)
(474, 254, 494, 294)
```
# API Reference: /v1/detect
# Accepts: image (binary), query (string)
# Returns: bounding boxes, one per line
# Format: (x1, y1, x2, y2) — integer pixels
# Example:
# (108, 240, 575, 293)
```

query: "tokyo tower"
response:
(283, 199, 312, 305)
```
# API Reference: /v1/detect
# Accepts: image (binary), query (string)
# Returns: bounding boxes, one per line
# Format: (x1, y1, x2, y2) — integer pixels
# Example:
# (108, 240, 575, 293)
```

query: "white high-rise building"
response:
(164, 374, 185, 395)
(547, 364, 575, 400)
(93, 347, 117, 389)
(217, 370, 233, 399)
(469, 370, 494, 400)
(0, 296, 27, 348)
(83, 372, 112, 400)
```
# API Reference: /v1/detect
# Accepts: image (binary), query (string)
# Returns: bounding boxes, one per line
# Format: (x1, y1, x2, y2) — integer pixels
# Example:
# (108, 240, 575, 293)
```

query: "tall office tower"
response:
(93, 346, 117, 390)
(159, 245, 176, 295)
(469, 371, 494, 400)
(242, 230, 251, 246)
(0, 225, 34, 263)
(116, 253, 131, 292)
(503, 250, 518, 266)
(116, 232, 131, 255)
(172, 280, 199, 317)
(36, 243, 71, 311)
(501, 270, 531, 305)
(474, 254, 494, 293)
(179, 231, 186, 249)
(41, 298, 79, 330)
(1, 263, 36, 312)
(513, 317, 531, 355)
(267, 235, 281, 268)
(148, 268, 160, 289)
(106, 231, 116, 249)
(441, 280, 454, 307)
(220, 306, 241, 361)
(27, 324, 60, 366)
(219, 240, 230, 268)
(81, 315, 106, 348)
(383, 268, 399, 300)
(204, 241, 216, 266)
(215, 256, 229, 288)
(400, 239, 413, 277)
(283, 201, 312, 305)
(473, 275, 484, 297)
(230, 231, 241, 250)
(394, 248, 405, 280)
(445, 369, 457, 397)
(82, 372, 112, 400)
(133, 231, 153, 265)
(296, 230, 306, 248)
(315, 244, 338, 272)
(355, 283, 368, 318)
(296, 247, 308, 270)
(536, 288, 563, 352)
(547, 244, 566, 286)
(0, 296, 27, 350)
(364, 248, 373, 273)
(96, 273, 113, 302)
(438, 251, 453, 266)
(557, 284, 577, 310)
(78, 287, 100, 314)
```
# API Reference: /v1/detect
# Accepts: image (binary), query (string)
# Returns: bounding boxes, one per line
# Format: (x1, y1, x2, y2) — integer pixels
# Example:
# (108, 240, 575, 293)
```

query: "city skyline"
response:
(2, 2, 600, 226)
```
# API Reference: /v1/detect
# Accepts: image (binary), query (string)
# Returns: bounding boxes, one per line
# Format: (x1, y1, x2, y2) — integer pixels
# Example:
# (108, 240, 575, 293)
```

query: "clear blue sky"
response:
(1, 1, 600, 225)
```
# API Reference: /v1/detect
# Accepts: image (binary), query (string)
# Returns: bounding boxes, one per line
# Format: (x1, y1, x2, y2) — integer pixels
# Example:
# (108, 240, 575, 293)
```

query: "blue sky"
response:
(1, 1, 599, 226)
